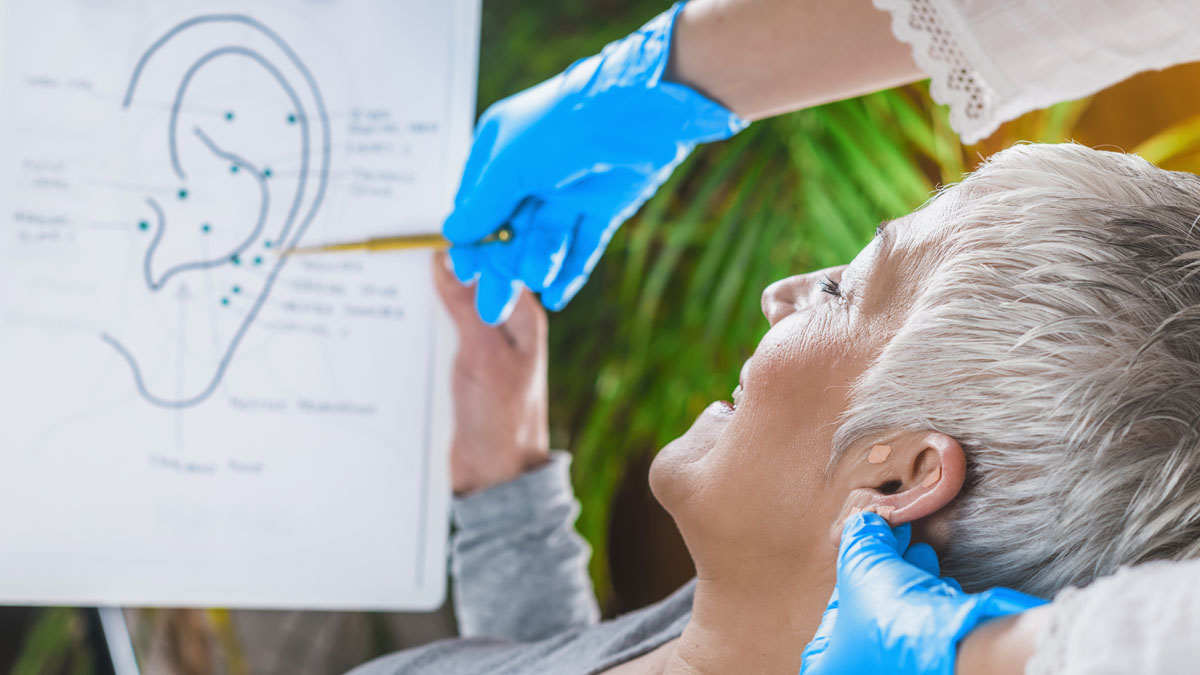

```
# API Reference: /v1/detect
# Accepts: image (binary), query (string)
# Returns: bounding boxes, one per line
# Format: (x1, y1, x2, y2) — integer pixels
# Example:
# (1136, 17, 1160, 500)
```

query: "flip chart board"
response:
(0, 0, 479, 609)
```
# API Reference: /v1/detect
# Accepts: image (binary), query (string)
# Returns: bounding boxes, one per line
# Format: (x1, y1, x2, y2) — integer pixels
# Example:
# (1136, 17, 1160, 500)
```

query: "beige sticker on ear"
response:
(867, 444, 892, 464)
(875, 505, 896, 520)
(922, 466, 942, 488)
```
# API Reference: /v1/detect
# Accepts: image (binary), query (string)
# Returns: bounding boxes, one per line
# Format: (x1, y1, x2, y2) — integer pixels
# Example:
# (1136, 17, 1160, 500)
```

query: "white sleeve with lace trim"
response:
(1025, 557, 1200, 675)
(871, 0, 1200, 143)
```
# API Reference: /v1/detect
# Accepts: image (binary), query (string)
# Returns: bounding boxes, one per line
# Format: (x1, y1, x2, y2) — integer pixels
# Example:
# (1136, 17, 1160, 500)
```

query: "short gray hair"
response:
(833, 143, 1200, 597)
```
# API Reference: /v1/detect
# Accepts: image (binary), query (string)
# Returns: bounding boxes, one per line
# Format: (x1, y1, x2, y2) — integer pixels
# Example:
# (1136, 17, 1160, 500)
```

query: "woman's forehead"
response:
(898, 188, 961, 242)
(887, 188, 966, 264)
(853, 190, 963, 317)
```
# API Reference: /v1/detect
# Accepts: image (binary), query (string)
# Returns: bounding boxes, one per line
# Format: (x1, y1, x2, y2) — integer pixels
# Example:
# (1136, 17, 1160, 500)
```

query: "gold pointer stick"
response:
(283, 223, 514, 255)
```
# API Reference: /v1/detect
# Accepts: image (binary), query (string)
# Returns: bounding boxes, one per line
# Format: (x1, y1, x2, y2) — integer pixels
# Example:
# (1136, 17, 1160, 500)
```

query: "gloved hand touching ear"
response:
(800, 512, 1046, 675)
(443, 1, 747, 324)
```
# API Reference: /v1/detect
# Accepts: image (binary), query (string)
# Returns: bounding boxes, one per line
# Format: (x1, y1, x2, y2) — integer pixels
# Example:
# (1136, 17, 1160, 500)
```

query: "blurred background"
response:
(7, 0, 1200, 672)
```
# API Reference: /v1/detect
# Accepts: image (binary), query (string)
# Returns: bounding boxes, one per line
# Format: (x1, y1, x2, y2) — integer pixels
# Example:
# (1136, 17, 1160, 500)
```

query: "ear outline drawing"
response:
(100, 14, 331, 409)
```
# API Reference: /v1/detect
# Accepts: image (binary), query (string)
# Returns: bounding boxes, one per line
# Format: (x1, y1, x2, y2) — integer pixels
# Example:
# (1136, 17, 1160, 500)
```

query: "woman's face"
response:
(649, 190, 959, 578)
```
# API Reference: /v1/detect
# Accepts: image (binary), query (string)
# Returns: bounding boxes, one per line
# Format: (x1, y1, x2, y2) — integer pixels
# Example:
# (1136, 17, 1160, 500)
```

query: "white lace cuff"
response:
(871, 0, 1004, 143)
(872, 0, 1200, 145)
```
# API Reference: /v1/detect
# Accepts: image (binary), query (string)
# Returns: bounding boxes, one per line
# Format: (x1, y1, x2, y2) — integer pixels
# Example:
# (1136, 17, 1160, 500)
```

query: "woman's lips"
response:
(731, 357, 752, 410)
(707, 400, 734, 416)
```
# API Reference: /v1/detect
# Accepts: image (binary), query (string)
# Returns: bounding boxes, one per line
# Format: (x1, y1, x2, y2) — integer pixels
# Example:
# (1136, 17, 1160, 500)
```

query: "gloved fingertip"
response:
(518, 229, 570, 291)
(893, 521, 913, 553)
(542, 273, 587, 311)
(443, 191, 523, 244)
(476, 271, 522, 325)
(838, 512, 907, 571)
(441, 208, 476, 243)
(840, 510, 893, 544)
(943, 575, 965, 593)
(902, 541, 941, 577)
(448, 246, 479, 284)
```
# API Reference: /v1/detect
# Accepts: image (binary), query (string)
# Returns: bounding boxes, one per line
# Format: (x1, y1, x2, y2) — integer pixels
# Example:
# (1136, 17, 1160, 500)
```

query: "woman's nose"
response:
(761, 276, 804, 326)
(760, 266, 845, 326)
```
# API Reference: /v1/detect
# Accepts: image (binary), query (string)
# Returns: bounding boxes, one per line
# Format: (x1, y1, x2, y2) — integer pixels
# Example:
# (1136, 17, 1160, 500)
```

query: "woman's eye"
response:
(818, 275, 841, 297)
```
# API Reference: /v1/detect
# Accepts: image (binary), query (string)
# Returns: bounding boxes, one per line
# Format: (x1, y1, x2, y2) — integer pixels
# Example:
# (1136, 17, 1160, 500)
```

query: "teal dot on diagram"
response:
(263, 167, 272, 178)
(201, 223, 211, 234)
(178, 188, 188, 199)
(253, 256, 263, 265)
(225, 111, 234, 121)
(232, 285, 241, 294)
(263, 240, 273, 249)
(230, 165, 239, 174)
(221, 297, 229, 306)
(138, 220, 149, 231)
(287, 113, 297, 124)
(231, 254, 241, 265)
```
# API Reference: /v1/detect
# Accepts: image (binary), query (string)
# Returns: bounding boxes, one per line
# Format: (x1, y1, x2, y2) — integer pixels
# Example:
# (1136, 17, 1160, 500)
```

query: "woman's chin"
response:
(649, 401, 732, 507)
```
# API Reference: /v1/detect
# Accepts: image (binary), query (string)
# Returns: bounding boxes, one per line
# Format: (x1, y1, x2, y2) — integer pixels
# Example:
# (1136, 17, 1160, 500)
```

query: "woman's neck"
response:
(661, 560, 835, 675)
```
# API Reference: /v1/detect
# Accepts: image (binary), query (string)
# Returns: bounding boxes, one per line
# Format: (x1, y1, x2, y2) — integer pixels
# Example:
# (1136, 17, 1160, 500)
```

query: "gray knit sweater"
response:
(348, 451, 695, 675)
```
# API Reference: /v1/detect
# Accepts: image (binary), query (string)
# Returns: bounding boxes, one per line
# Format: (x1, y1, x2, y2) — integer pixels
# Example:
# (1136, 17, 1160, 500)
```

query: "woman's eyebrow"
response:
(874, 219, 894, 244)
(847, 220, 896, 302)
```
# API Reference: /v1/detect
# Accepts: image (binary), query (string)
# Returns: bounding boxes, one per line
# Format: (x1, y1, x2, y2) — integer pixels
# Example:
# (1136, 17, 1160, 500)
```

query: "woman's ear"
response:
(828, 430, 966, 547)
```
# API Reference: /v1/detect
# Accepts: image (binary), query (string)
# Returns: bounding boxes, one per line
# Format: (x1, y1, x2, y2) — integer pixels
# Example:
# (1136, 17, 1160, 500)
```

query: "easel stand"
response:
(90, 607, 140, 675)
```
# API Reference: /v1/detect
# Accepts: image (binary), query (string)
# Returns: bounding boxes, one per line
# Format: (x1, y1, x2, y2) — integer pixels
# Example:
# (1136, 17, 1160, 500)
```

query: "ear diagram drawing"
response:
(100, 14, 331, 409)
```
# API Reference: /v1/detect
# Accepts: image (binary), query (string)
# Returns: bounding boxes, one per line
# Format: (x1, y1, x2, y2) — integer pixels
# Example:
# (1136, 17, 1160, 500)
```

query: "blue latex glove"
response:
(443, 1, 747, 324)
(800, 513, 1046, 675)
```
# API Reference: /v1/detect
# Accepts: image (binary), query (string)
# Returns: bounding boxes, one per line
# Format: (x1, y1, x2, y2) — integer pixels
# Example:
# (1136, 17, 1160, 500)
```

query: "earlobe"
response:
(828, 431, 966, 547)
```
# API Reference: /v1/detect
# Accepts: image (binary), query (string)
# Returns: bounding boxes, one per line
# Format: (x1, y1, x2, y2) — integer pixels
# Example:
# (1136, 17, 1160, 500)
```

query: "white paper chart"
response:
(0, 0, 478, 609)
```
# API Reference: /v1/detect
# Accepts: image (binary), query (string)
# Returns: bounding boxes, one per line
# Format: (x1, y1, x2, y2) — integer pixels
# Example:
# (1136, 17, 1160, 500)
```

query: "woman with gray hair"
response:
(351, 142, 1200, 674)
(835, 142, 1200, 597)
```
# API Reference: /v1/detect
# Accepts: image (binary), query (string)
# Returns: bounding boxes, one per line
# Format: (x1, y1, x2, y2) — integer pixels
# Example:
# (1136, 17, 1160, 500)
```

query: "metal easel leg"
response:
(95, 606, 140, 675)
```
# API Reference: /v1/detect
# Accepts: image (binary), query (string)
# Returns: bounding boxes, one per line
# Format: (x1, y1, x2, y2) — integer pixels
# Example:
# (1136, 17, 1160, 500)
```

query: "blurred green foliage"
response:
(10, 608, 94, 675)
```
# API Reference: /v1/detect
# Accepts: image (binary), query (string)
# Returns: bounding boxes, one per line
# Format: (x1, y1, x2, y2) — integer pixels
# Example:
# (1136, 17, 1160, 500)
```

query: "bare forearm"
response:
(665, 0, 923, 121)
(955, 606, 1048, 675)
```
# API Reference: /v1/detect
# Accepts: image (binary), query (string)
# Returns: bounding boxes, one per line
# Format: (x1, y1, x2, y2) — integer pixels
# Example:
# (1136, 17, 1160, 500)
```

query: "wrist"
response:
(585, 2, 746, 144)
(662, 0, 769, 120)
(955, 606, 1047, 675)
(662, 2, 722, 107)
(520, 448, 552, 473)
(452, 451, 574, 532)
(451, 444, 551, 496)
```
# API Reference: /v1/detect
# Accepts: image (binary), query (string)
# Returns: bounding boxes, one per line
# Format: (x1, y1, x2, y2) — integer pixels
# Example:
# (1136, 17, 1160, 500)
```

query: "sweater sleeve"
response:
(1025, 557, 1200, 675)
(872, 0, 1200, 143)
(449, 450, 601, 642)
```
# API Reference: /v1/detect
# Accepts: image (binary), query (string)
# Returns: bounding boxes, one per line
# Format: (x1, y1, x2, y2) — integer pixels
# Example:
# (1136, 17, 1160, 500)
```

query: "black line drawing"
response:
(100, 14, 331, 409)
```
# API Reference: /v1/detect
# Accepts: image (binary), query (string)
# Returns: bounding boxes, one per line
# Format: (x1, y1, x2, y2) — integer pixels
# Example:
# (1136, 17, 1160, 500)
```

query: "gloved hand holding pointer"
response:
(802, 512, 1048, 675)
(443, 2, 746, 323)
